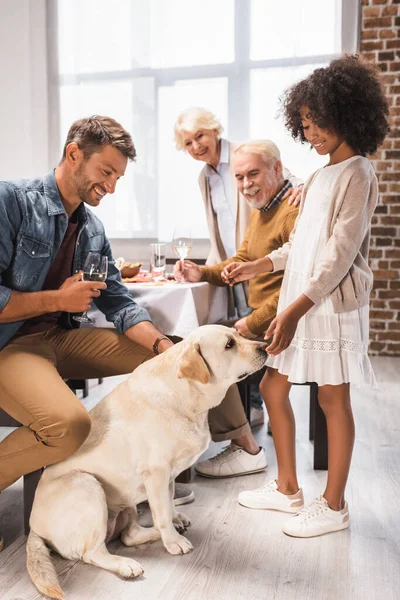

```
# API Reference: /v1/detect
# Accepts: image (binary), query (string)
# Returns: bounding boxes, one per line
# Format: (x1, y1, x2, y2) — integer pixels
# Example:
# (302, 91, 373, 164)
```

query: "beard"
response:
(73, 163, 95, 205)
(244, 193, 267, 210)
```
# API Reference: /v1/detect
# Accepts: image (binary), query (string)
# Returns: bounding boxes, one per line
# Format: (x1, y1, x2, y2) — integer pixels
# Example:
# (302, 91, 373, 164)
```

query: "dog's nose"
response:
(257, 343, 268, 353)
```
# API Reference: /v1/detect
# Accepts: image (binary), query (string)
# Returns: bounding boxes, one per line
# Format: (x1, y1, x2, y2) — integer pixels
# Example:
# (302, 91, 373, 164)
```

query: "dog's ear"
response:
(177, 342, 210, 384)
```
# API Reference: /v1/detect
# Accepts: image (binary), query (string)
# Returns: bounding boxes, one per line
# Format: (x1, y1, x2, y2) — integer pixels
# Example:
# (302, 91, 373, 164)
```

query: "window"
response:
(54, 0, 358, 240)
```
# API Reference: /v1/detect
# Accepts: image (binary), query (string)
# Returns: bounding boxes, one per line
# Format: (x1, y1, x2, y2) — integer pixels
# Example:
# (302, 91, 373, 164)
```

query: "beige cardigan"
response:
(198, 140, 303, 265)
(268, 156, 378, 313)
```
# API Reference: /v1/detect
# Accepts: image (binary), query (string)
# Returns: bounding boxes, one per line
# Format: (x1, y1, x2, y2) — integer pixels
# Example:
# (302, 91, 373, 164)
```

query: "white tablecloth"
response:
(90, 282, 228, 338)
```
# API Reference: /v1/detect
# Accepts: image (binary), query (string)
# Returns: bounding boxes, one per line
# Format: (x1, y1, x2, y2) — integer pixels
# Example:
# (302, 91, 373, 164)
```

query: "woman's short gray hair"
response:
(234, 140, 281, 167)
(174, 107, 223, 150)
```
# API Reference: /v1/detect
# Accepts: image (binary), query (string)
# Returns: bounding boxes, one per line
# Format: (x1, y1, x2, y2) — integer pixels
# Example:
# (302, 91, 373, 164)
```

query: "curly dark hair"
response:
(282, 55, 389, 156)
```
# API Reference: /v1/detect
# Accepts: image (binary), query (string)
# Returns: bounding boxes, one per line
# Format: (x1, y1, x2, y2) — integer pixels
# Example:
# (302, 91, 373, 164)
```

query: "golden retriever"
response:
(27, 325, 266, 599)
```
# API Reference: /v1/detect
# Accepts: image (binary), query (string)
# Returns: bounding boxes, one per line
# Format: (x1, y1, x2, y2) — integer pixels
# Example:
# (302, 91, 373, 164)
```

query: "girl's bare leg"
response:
(317, 383, 354, 510)
(260, 368, 298, 494)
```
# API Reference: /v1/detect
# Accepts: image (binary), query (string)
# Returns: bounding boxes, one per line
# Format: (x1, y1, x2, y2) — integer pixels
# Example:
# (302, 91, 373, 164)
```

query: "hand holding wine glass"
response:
(73, 252, 108, 324)
(172, 228, 192, 283)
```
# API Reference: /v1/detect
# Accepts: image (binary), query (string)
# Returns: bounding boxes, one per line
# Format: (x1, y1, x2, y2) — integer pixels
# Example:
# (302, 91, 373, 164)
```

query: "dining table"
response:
(88, 280, 228, 338)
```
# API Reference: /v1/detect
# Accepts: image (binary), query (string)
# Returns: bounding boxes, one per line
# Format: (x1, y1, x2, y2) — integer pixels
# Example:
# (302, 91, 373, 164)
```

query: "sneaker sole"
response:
(238, 500, 303, 513)
(173, 490, 195, 506)
(195, 465, 267, 479)
(283, 521, 349, 538)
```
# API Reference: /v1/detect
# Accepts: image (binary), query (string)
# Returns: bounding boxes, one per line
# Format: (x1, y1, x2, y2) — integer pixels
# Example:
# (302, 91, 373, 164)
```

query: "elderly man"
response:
(174, 140, 299, 478)
(174, 108, 303, 426)
(0, 116, 195, 511)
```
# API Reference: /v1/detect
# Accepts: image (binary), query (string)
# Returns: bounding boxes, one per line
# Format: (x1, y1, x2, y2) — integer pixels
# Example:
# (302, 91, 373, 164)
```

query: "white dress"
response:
(266, 157, 376, 387)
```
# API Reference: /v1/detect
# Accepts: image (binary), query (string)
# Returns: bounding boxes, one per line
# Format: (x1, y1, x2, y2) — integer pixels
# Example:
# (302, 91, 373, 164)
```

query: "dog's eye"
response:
(225, 338, 235, 349)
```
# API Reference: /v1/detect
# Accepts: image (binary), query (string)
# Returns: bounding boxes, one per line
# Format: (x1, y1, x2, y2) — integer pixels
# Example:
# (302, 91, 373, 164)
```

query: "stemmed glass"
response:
(73, 252, 108, 324)
(172, 228, 192, 283)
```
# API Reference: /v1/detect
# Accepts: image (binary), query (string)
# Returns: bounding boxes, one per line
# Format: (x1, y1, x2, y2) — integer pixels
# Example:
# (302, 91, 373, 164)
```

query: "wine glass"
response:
(73, 252, 108, 324)
(172, 228, 192, 283)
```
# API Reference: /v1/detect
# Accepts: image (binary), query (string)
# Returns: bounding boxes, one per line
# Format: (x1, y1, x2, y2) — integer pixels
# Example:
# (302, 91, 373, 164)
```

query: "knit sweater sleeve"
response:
(303, 163, 378, 305)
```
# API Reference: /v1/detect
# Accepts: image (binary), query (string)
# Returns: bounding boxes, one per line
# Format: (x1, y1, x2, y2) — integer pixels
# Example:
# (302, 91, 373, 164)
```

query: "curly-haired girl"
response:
(223, 55, 389, 537)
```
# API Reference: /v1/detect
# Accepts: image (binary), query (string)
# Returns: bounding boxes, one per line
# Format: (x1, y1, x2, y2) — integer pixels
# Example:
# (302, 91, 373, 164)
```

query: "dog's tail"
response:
(26, 530, 64, 599)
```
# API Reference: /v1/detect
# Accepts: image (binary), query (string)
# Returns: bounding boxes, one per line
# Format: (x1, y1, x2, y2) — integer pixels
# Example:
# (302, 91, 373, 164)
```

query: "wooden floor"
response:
(1, 357, 399, 600)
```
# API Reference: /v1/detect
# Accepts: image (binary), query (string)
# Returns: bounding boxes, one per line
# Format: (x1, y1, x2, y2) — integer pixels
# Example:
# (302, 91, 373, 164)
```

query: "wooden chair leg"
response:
(176, 467, 192, 483)
(311, 384, 328, 470)
(24, 468, 43, 535)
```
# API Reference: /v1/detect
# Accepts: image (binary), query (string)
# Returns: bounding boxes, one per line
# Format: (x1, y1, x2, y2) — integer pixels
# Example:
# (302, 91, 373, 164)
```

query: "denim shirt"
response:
(0, 170, 152, 350)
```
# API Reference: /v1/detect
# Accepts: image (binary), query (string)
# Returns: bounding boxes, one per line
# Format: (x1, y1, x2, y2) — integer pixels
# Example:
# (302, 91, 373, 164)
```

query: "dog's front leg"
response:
(143, 469, 193, 555)
(169, 481, 191, 533)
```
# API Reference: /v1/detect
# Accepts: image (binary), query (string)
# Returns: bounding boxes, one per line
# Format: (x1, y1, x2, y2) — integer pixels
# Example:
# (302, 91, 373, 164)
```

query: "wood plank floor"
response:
(1, 357, 399, 600)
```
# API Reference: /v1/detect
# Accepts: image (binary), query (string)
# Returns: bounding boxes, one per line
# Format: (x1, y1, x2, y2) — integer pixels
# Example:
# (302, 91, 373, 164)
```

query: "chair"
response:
(238, 367, 328, 470)
(0, 378, 98, 535)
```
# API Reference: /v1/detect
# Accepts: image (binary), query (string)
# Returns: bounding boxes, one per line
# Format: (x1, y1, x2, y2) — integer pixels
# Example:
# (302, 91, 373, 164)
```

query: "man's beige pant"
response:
(0, 327, 249, 490)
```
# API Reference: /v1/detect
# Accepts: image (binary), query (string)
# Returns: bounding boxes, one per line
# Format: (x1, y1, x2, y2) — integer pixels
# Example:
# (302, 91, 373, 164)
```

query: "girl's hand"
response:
(264, 309, 299, 356)
(283, 185, 303, 207)
(222, 257, 273, 285)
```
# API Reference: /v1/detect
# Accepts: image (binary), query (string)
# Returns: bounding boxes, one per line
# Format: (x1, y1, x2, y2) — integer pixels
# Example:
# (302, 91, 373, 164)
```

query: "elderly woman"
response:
(174, 107, 302, 430)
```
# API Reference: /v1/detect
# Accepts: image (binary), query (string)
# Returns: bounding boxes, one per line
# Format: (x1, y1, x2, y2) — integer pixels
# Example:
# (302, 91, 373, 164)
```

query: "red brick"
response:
(385, 248, 400, 258)
(376, 161, 393, 171)
(382, 6, 399, 17)
(381, 215, 400, 224)
(389, 300, 400, 309)
(390, 280, 400, 289)
(371, 301, 387, 310)
(388, 322, 400, 330)
(377, 331, 400, 341)
(362, 30, 379, 40)
(389, 205, 400, 215)
(365, 6, 381, 17)
(378, 260, 390, 268)
(378, 289, 399, 299)
(386, 40, 400, 49)
(374, 204, 389, 213)
(373, 269, 398, 279)
(364, 17, 393, 28)
(379, 29, 396, 39)
(372, 278, 388, 289)
(370, 249, 384, 259)
(379, 51, 395, 61)
(371, 226, 396, 236)
(369, 341, 386, 352)
(375, 237, 394, 245)
(381, 194, 400, 204)
(386, 343, 400, 353)
(380, 172, 399, 181)
(363, 40, 384, 51)
(386, 150, 400, 159)
(370, 320, 387, 330)
(389, 183, 400, 192)
(390, 260, 400, 268)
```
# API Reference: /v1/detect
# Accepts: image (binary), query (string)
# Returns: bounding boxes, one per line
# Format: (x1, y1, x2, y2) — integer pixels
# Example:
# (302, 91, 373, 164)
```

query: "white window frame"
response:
(47, 0, 360, 240)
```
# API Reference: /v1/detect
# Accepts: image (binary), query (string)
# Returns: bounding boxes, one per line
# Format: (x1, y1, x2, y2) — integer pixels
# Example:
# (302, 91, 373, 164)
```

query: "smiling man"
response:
(174, 140, 299, 478)
(0, 116, 195, 503)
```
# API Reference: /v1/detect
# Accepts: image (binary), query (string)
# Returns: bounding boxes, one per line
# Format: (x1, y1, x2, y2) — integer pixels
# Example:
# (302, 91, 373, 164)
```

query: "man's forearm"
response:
(124, 320, 174, 353)
(0, 289, 61, 323)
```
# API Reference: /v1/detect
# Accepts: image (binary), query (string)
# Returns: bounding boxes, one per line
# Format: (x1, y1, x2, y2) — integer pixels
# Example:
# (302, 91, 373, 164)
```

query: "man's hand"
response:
(173, 260, 203, 282)
(234, 317, 257, 339)
(283, 185, 303, 207)
(222, 257, 273, 286)
(57, 272, 106, 313)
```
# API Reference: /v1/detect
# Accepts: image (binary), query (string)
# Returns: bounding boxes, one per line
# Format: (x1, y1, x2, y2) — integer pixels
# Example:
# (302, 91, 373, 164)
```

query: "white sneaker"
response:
(195, 444, 267, 478)
(283, 496, 349, 538)
(238, 479, 304, 512)
(250, 407, 265, 428)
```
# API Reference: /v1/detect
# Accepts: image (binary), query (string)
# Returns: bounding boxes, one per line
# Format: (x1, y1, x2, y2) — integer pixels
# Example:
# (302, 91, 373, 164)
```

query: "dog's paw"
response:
(175, 512, 191, 527)
(116, 556, 144, 579)
(164, 534, 193, 555)
(173, 512, 191, 532)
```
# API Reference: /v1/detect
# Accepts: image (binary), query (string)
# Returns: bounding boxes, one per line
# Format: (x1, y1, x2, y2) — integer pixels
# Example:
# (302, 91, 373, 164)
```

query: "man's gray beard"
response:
(244, 196, 267, 210)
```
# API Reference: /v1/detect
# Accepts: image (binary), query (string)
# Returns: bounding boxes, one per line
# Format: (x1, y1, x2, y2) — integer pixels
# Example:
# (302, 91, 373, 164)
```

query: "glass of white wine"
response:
(73, 252, 108, 324)
(172, 228, 192, 283)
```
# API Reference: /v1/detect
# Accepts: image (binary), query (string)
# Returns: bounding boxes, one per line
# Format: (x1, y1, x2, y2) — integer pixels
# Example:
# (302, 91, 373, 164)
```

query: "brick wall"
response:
(360, 0, 400, 355)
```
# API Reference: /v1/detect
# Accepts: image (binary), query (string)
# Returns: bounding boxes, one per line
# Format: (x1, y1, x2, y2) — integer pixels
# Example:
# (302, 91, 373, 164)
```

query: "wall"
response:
(0, 0, 49, 179)
(360, 0, 400, 355)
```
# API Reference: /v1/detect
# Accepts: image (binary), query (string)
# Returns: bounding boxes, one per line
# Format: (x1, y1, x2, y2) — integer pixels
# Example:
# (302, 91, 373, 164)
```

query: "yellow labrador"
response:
(27, 325, 266, 599)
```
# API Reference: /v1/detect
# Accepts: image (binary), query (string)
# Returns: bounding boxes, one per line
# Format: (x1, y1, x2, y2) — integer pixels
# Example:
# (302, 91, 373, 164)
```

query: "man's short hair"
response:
(61, 115, 136, 162)
(174, 107, 223, 150)
(234, 140, 281, 168)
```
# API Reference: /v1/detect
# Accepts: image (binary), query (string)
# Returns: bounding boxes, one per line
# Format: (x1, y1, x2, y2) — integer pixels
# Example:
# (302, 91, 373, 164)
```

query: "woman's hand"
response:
(173, 260, 203, 282)
(222, 257, 273, 285)
(283, 185, 303, 207)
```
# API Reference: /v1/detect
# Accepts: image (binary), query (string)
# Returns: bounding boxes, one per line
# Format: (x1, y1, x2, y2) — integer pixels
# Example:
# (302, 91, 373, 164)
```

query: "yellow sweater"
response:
(201, 201, 298, 336)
